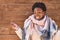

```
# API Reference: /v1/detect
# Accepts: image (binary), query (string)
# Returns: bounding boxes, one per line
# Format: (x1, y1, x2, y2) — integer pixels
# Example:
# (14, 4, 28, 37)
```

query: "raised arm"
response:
(10, 22, 23, 40)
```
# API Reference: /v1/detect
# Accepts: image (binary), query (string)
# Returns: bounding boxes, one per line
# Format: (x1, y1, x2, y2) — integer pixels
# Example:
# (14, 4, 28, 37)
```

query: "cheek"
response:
(39, 14, 44, 16)
(34, 13, 44, 17)
(34, 11, 45, 17)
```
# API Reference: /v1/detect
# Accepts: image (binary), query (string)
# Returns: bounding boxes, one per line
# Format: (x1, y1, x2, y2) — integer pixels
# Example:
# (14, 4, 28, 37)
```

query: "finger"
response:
(10, 22, 18, 27)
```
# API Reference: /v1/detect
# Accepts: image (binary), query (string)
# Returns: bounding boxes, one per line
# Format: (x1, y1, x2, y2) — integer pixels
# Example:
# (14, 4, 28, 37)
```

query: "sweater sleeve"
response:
(23, 18, 32, 40)
(15, 26, 23, 40)
(50, 19, 58, 38)
(15, 17, 31, 40)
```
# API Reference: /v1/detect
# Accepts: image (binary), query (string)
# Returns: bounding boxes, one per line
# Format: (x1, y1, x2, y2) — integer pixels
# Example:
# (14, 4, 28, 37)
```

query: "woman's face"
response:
(34, 8, 45, 20)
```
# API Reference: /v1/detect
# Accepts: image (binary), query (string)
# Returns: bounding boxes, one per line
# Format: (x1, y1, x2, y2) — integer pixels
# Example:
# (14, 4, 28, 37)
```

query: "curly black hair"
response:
(32, 2, 46, 12)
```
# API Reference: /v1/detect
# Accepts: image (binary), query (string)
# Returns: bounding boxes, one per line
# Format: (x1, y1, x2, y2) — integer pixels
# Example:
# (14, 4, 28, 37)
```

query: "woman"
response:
(10, 2, 60, 40)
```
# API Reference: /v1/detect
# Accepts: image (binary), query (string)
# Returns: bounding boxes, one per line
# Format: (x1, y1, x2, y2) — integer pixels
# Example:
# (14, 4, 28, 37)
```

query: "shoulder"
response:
(49, 17, 58, 29)
(49, 17, 56, 24)
(24, 16, 32, 30)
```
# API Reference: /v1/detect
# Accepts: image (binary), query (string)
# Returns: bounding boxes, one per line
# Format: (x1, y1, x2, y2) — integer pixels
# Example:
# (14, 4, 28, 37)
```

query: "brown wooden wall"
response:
(0, 0, 60, 40)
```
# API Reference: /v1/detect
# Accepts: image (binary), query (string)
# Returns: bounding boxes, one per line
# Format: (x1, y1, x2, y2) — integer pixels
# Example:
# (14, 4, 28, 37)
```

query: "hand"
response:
(10, 22, 18, 30)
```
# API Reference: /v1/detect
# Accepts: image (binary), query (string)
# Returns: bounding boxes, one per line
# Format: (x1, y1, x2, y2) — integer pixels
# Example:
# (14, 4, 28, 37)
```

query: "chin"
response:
(36, 17, 41, 20)
(34, 15, 44, 20)
(35, 16, 44, 20)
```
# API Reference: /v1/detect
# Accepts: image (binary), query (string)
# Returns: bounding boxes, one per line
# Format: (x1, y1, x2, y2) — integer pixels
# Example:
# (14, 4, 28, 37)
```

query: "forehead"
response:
(34, 7, 43, 11)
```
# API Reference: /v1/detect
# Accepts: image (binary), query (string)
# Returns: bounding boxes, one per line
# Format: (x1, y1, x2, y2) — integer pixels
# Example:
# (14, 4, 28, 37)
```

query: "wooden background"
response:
(0, 0, 60, 40)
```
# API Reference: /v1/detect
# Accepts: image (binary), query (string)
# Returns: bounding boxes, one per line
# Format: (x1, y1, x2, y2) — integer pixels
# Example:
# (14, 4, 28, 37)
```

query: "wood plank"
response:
(0, 35, 20, 40)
